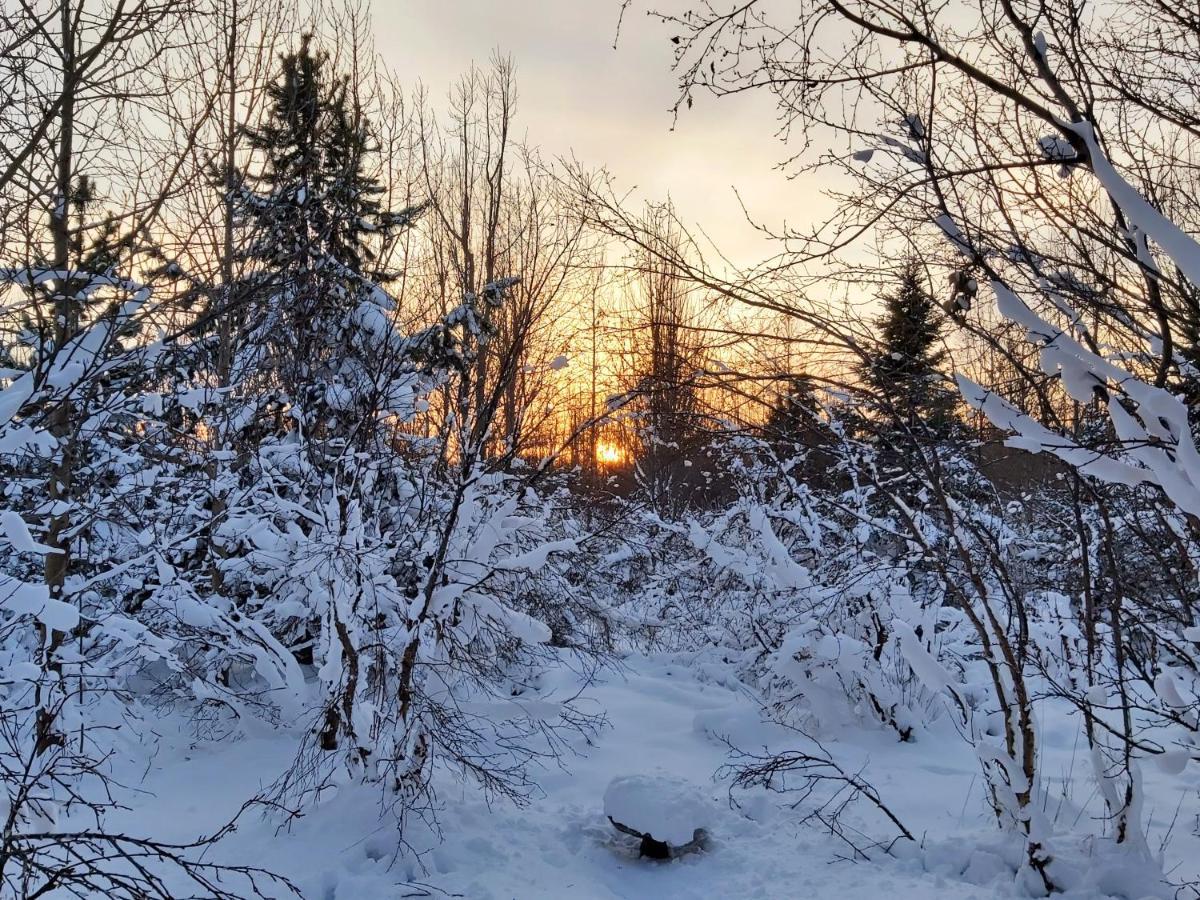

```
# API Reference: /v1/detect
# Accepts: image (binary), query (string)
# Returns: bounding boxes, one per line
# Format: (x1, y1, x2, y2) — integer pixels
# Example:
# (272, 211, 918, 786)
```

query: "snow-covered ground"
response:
(103, 651, 1200, 899)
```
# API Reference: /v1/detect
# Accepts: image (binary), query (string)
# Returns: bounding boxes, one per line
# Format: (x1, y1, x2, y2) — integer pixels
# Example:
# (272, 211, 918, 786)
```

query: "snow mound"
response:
(603, 774, 713, 845)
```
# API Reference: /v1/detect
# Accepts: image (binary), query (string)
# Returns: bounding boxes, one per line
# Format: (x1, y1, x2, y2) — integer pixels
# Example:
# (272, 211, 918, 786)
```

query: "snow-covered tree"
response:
(232, 34, 420, 414)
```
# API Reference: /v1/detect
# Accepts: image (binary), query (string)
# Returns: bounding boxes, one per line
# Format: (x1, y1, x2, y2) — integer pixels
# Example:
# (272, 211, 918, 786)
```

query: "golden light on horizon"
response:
(596, 441, 625, 466)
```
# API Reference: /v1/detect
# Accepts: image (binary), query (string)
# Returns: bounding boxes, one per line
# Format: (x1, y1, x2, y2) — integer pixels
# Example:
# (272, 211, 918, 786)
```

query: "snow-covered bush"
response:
(612, 431, 969, 742)
(0, 269, 303, 896)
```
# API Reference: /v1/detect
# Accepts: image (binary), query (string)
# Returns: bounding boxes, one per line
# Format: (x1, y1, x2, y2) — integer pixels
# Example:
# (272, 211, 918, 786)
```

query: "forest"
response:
(2, 0, 1200, 897)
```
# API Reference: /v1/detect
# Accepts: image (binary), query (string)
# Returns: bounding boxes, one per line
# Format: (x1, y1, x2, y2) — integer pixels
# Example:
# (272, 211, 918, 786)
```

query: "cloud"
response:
(374, 0, 805, 266)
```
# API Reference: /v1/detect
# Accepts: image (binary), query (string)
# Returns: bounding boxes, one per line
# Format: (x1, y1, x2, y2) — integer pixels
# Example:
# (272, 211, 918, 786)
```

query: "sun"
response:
(596, 441, 624, 466)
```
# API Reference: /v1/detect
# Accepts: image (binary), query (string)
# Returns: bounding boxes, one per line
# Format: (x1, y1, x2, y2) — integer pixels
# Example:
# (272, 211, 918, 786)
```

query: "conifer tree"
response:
(864, 261, 956, 432)
(764, 374, 824, 443)
(234, 34, 417, 408)
(762, 373, 841, 486)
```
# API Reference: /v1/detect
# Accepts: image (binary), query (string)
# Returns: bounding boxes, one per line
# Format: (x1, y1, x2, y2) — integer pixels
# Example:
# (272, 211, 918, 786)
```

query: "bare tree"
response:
(612, 0, 1200, 884)
(415, 57, 597, 461)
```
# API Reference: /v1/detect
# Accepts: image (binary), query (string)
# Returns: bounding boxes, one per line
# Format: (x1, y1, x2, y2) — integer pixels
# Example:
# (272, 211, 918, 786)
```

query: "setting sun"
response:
(596, 441, 624, 466)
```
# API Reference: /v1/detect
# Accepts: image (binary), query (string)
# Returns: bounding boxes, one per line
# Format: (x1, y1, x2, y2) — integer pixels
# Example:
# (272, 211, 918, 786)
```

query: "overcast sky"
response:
(372, 1, 827, 268)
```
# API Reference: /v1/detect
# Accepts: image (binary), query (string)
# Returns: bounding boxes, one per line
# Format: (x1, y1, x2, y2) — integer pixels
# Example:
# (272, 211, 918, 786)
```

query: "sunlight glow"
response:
(596, 441, 624, 466)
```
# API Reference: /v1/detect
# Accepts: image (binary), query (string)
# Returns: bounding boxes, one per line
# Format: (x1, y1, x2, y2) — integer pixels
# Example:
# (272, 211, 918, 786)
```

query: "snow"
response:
(893, 620, 953, 695)
(1066, 121, 1200, 289)
(0, 509, 54, 554)
(0, 573, 78, 630)
(603, 774, 713, 844)
(494, 538, 579, 571)
(84, 650, 1193, 899)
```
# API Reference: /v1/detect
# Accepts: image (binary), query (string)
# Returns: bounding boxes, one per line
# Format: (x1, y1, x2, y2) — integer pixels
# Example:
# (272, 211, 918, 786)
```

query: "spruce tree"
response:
(764, 374, 827, 447)
(234, 35, 417, 405)
(865, 261, 956, 431)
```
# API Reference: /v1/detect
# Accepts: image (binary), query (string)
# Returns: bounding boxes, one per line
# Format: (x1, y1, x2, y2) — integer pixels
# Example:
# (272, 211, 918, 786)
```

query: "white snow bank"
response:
(603, 774, 713, 845)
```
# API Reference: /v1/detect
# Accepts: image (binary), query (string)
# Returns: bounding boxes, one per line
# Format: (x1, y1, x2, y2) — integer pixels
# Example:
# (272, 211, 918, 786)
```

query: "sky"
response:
(372, 1, 827, 269)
